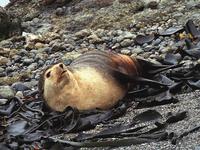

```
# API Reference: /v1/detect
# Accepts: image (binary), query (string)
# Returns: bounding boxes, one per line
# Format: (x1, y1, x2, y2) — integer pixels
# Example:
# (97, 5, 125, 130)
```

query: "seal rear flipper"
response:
(136, 58, 183, 77)
(111, 69, 168, 88)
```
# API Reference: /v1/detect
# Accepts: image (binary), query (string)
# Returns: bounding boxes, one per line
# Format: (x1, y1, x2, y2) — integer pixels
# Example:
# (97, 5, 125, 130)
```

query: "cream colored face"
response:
(43, 63, 69, 97)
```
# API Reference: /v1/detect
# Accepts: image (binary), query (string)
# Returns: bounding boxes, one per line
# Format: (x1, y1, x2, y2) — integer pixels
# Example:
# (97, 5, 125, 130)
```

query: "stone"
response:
(0, 56, 9, 65)
(0, 7, 21, 40)
(11, 82, 31, 92)
(120, 39, 132, 47)
(0, 67, 4, 73)
(55, 7, 65, 16)
(88, 34, 103, 44)
(23, 58, 34, 66)
(132, 47, 143, 54)
(120, 49, 131, 55)
(75, 29, 91, 38)
(62, 51, 82, 61)
(15, 91, 24, 99)
(0, 86, 15, 99)
(0, 99, 8, 105)
(35, 42, 45, 49)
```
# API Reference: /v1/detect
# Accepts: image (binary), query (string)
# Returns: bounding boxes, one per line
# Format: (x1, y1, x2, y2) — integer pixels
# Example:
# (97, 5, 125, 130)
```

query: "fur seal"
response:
(38, 50, 176, 112)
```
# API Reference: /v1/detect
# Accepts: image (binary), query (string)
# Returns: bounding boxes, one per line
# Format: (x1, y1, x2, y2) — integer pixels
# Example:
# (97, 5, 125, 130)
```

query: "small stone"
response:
(55, 7, 65, 16)
(112, 43, 120, 49)
(15, 91, 24, 99)
(0, 86, 15, 99)
(120, 39, 132, 47)
(11, 82, 31, 92)
(120, 49, 131, 55)
(35, 42, 45, 49)
(75, 29, 91, 38)
(197, 59, 200, 64)
(153, 38, 161, 46)
(23, 58, 34, 66)
(28, 63, 38, 71)
(147, 1, 158, 9)
(0, 99, 8, 105)
(132, 47, 143, 54)
(0, 67, 5, 73)
(62, 51, 81, 61)
(88, 34, 103, 44)
(0, 56, 9, 65)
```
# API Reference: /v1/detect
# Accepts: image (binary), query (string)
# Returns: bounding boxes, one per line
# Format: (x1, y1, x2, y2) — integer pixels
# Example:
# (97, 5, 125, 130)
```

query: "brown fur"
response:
(38, 50, 141, 112)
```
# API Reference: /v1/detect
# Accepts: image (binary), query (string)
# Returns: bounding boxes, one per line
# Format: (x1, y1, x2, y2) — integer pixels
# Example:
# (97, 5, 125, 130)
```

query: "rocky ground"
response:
(0, 0, 200, 149)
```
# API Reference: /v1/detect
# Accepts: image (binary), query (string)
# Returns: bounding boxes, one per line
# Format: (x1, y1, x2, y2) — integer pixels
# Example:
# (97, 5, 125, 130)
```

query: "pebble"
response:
(0, 67, 4, 73)
(0, 56, 9, 65)
(75, 29, 91, 38)
(0, 86, 15, 99)
(0, 99, 8, 105)
(120, 39, 132, 47)
(23, 58, 34, 66)
(11, 82, 31, 92)
(120, 49, 131, 55)
(88, 34, 103, 44)
(132, 47, 144, 54)
(55, 7, 65, 16)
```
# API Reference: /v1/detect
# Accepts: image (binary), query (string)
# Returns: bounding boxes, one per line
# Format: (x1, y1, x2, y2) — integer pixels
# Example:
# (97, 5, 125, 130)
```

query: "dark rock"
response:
(55, 7, 65, 16)
(11, 82, 31, 92)
(0, 7, 21, 40)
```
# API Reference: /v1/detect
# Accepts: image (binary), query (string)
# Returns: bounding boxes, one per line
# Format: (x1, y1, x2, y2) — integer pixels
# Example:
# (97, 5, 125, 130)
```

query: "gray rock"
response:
(0, 99, 8, 105)
(0, 67, 4, 73)
(88, 34, 103, 44)
(152, 38, 161, 46)
(0, 86, 15, 99)
(55, 7, 65, 16)
(120, 49, 131, 55)
(23, 58, 34, 66)
(28, 63, 38, 71)
(75, 29, 91, 38)
(11, 82, 31, 92)
(132, 47, 144, 54)
(0, 56, 9, 65)
(120, 39, 132, 47)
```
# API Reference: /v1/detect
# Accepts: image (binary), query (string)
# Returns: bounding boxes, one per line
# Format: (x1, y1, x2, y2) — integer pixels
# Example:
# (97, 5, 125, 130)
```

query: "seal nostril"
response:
(59, 63, 64, 69)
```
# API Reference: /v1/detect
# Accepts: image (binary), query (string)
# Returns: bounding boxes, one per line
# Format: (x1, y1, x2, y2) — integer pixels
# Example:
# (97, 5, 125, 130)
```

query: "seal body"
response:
(39, 50, 141, 112)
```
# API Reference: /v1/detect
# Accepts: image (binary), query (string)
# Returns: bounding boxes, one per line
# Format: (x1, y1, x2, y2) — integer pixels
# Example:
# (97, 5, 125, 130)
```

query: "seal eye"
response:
(46, 71, 51, 78)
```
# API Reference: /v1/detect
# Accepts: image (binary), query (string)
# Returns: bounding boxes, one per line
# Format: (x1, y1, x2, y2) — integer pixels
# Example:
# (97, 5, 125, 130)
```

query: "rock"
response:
(0, 56, 9, 65)
(11, 82, 31, 92)
(197, 59, 200, 64)
(132, 47, 143, 54)
(0, 99, 8, 105)
(0, 40, 13, 48)
(35, 42, 45, 49)
(0, 86, 15, 99)
(0, 67, 4, 73)
(15, 91, 24, 99)
(88, 34, 103, 44)
(27, 63, 38, 71)
(23, 58, 34, 66)
(0, 7, 21, 40)
(62, 51, 82, 61)
(147, 1, 158, 9)
(75, 29, 91, 38)
(120, 39, 132, 47)
(55, 7, 65, 16)
(120, 49, 131, 55)
(112, 43, 120, 49)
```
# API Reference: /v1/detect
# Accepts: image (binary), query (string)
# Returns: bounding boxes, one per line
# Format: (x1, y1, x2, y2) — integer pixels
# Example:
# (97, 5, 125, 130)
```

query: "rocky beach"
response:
(0, 0, 200, 149)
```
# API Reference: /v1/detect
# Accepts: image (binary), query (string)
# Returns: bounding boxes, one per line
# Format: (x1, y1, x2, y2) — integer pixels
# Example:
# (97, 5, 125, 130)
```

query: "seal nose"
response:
(59, 63, 64, 69)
